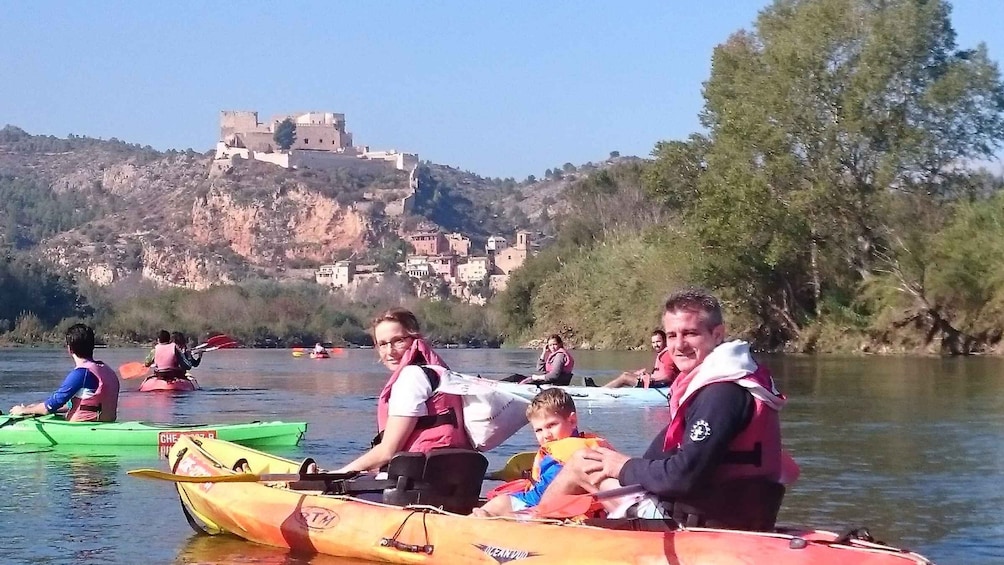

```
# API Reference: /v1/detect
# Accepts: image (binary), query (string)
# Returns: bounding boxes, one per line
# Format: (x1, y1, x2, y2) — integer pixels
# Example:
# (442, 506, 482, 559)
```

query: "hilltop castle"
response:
(214, 110, 418, 175)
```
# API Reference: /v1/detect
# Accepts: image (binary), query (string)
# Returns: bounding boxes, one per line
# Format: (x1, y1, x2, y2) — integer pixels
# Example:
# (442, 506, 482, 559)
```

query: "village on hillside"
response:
(213, 109, 534, 303)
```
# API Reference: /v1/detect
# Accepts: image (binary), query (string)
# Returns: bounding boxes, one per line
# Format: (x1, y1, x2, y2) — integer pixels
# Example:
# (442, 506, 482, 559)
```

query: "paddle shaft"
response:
(128, 469, 358, 483)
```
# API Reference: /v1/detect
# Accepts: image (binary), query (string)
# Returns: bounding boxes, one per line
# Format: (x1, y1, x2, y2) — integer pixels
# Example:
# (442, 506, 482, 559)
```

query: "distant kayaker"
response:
(9, 323, 121, 422)
(601, 329, 680, 389)
(143, 330, 186, 380)
(322, 307, 472, 474)
(173, 331, 202, 370)
(537, 288, 795, 531)
(313, 342, 327, 355)
(473, 388, 610, 517)
(502, 334, 575, 386)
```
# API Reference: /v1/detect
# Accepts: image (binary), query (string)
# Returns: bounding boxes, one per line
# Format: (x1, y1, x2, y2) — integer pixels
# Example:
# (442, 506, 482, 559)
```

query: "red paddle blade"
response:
(205, 334, 233, 347)
(119, 362, 151, 380)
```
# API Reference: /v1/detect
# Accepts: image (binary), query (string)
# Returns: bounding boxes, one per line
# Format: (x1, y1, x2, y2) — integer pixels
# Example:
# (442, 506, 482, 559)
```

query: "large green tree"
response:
(687, 0, 1004, 344)
(273, 118, 297, 151)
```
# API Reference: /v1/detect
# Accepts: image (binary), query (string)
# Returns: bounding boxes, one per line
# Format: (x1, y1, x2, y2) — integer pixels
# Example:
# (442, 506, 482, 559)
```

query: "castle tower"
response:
(516, 230, 531, 251)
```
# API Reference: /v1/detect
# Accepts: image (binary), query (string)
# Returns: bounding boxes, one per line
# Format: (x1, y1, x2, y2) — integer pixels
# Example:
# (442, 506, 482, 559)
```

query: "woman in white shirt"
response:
(330, 308, 470, 474)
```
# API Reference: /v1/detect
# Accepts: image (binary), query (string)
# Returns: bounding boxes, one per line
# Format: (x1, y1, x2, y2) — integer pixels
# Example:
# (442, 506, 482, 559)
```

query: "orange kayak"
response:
(161, 436, 934, 564)
(139, 376, 199, 392)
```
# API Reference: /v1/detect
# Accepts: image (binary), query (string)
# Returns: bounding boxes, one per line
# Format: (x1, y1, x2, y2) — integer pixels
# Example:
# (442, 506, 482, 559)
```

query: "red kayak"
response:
(139, 376, 200, 392)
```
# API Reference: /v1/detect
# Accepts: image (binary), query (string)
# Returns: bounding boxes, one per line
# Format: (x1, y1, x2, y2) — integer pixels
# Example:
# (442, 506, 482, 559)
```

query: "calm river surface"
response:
(1, 347, 1002, 564)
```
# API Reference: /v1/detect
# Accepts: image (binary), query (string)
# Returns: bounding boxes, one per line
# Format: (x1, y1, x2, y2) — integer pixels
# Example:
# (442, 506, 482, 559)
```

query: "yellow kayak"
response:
(158, 436, 934, 564)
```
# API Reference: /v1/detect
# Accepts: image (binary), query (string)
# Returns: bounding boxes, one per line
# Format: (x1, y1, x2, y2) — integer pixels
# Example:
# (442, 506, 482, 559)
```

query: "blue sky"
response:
(2, 1, 1003, 179)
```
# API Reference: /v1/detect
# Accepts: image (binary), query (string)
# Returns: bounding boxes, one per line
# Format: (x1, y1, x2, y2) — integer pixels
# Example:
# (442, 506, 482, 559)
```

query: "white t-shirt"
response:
(387, 365, 433, 417)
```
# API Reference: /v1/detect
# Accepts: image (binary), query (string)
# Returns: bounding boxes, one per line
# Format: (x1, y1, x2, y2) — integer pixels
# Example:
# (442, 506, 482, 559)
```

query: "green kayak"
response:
(0, 415, 307, 448)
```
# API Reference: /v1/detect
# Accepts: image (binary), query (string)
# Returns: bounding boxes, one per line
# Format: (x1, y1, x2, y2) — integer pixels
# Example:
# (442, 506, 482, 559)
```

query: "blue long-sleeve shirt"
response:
(43, 367, 98, 413)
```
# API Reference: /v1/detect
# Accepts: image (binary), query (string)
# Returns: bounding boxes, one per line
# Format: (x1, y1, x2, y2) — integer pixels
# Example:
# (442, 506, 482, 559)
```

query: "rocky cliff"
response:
(0, 126, 583, 289)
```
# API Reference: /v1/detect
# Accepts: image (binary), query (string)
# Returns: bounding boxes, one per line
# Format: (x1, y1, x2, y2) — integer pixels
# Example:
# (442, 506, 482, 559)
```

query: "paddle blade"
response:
(486, 451, 536, 481)
(119, 362, 150, 380)
(194, 334, 235, 350)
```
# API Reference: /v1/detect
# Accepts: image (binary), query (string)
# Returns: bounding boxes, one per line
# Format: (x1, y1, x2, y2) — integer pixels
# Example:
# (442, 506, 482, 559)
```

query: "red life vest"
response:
(375, 339, 471, 454)
(544, 348, 574, 374)
(651, 348, 678, 385)
(663, 364, 783, 483)
(65, 360, 120, 422)
(487, 432, 610, 499)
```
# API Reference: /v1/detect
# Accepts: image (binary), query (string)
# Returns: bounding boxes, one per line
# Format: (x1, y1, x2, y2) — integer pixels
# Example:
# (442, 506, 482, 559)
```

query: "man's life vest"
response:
(374, 339, 472, 454)
(65, 360, 120, 422)
(664, 364, 783, 483)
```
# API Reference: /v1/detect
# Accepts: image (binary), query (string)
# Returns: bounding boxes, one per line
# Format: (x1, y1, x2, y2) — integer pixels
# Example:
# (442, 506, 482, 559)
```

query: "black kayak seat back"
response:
(382, 449, 488, 515)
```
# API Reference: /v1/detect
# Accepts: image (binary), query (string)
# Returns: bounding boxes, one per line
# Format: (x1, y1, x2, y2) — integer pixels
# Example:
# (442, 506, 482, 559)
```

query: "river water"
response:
(1, 347, 1001, 564)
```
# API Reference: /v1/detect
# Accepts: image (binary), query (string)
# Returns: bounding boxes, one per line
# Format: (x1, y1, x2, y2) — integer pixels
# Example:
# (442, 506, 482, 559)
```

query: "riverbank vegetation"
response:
(0, 266, 500, 347)
(497, 0, 1004, 354)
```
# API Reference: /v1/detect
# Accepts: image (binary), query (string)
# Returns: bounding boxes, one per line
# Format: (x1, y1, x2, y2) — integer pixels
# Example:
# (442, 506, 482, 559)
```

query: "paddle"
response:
(193, 334, 235, 351)
(485, 451, 535, 481)
(119, 362, 151, 380)
(128, 469, 358, 484)
(530, 484, 647, 519)
(199, 340, 239, 352)
(0, 413, 38, 430)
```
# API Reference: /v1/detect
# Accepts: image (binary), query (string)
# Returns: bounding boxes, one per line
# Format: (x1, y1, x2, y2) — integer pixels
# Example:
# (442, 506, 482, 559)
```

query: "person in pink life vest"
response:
(602, 329, 680, 389)
(143, 330, 186, 380)
(515, 334, 575, 386)
(10, 323, 120, 422)
(324, 307, 471, 474)
(537, 288, 799, 531)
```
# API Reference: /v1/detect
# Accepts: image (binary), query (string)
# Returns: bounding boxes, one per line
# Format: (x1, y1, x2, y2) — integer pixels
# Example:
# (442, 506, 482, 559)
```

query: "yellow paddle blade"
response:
(486, 451, 536, 481)
(128, 469, 300, 483)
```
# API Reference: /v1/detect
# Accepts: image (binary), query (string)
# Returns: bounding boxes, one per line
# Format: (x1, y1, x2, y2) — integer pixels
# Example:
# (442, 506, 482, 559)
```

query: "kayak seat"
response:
(382, 449, 489, 515)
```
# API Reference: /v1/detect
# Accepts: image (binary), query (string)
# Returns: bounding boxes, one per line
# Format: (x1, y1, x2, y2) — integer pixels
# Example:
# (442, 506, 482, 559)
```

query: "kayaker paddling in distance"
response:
(143, 330, 187, 380)
(314, 307, 471, 474)
(601, 329, 680, 389)
(538, 289, 796, 530)
(10, 323, 121, 422)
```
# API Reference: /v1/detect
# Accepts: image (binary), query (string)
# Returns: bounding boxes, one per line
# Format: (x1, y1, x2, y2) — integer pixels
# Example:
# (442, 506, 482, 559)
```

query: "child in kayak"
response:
(472, 388, 610, 517)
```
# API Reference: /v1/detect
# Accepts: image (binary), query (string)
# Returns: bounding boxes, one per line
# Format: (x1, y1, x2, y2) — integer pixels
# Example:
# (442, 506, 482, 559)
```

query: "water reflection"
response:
(1, 347, 1002, 564)
(175, 535, 369, 565)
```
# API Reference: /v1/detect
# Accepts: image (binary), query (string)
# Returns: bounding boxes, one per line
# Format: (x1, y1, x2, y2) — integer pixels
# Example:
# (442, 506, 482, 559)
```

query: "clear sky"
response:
(2, 1, 1003, 179)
